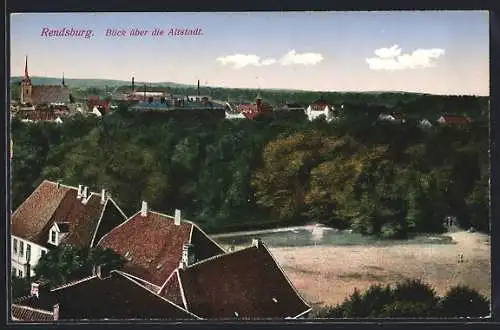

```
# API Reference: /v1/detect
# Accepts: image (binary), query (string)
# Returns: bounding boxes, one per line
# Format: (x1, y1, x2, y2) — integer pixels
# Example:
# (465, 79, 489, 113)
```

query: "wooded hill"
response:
(10, 94, 489, 237)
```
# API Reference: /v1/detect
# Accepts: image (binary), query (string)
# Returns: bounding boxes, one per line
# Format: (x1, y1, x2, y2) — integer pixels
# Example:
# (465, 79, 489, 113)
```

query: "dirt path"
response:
(269, 231, 491, 307)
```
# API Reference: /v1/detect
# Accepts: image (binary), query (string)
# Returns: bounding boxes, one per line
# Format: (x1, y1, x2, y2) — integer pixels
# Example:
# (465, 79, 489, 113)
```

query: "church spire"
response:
(24, 55, 29, 78)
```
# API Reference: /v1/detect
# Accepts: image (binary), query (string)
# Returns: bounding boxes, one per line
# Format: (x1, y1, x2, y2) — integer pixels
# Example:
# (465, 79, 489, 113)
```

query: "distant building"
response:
(20, 56, 70, 105)
(418, 118, 433, 128)
(305, 99, 336, 122)
(274, 102, 305, 112)
(16, 110, 64, 124)
(11, 180, 128, 278)
(87, 96, 110, 113)
(378, 112, 406, 123)
(235, 93, 273, 120)
(437, 115, 471, 126)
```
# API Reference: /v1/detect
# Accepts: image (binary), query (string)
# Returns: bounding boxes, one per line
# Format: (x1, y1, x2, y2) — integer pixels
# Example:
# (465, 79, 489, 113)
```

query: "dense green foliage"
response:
(11, 92, 489, 236)
(33, 245, 125, 286)
(311, 280, 490, 318)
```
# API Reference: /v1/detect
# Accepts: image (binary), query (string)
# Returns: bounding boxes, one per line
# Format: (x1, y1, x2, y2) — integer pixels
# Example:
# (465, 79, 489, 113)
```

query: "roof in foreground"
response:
(14, 271, 198, 321)
(161, 242, 311, 319)
(97, 210, 226, 287)
(11, 180, 127, 248)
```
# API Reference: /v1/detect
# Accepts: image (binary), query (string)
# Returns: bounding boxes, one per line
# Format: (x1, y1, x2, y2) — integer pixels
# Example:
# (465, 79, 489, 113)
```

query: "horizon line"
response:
(9, 75, 490, 97)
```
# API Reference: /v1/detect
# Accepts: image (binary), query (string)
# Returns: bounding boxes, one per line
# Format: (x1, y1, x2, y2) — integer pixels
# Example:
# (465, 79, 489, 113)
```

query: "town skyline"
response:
(11, 11, 489, 96)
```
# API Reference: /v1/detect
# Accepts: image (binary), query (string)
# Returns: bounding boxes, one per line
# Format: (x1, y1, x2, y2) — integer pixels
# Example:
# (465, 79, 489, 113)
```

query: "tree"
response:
(33, 245, 125, 286)
(439, 285, 490, 317)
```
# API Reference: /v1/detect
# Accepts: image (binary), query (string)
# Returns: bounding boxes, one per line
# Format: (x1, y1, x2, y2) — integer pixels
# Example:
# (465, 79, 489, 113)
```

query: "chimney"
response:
(81, 186, 88, 199)
(132, 77, 135, 91)
(56, 180, 61, 189)
(141, 201, 148, 217)
(53, 304, 59, 321)
(94, 264, 111, 280)
(77, 185, 83, 199)
(181, 243, 195, 267)
(197, 80, 200, 100)
(30, 282, 39, 297)
(252, 238, 262, 248)
(174, 209, 181, 225)
(100, 189, 106, 204)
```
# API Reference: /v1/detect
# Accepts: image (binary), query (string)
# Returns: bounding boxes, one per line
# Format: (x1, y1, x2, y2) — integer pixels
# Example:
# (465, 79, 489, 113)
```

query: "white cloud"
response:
(279, 50, 324, 66)
(215, 54, 262, 69)
(374, 45, 402, 58)
(261, 58, 277, 66)
(216, 50, 324, 69)
(366, 45, 445, 71)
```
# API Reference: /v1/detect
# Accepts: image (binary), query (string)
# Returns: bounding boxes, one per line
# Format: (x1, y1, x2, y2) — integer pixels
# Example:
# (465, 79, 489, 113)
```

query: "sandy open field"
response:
(269, 231, 491, 308)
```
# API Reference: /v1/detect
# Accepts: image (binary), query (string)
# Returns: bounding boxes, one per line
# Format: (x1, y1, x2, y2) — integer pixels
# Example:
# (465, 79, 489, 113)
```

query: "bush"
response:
(362, 284, 394, 317)
(439, 285, 490, 317)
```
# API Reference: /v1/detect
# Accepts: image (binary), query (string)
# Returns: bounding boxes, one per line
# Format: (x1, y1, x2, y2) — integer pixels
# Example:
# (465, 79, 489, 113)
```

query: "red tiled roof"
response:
(31, 85, 70, 105)
(17, 110, 59, 122)
(236, 102, 273, 120)
(11, 180, 127, 248)
(309, 99, 330, 111)
(439, 115, 470, 125)
(170, 244, 311, 319)
(97, 211, 225, 287)
(11, 305, 54, 322)
(88, 99, 109, 110)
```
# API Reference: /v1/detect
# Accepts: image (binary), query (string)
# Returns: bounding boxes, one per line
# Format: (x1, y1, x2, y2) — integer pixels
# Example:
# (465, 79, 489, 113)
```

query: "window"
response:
(19, 241, 24, 256)
(26, 244, 31, 261)
(49, 230, 57, 245)
(18, 269, 23, 277)
(13, 238, 18, 254)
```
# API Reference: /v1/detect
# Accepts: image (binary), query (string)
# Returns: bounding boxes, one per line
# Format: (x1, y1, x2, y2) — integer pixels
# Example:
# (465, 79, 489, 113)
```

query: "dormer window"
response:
(48, 228, 58, 246)
(48, 222, 69, 246)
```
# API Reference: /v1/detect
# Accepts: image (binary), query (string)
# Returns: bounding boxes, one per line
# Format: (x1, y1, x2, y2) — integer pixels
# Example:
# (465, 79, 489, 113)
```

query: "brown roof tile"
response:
(31, 85, 70, 105)
(12, 180, 69, 243)
(174, 243, 311, 319)
(12, 181, 127, 248)
(98, 211, 225, 287)
(439, 115, 471, 125)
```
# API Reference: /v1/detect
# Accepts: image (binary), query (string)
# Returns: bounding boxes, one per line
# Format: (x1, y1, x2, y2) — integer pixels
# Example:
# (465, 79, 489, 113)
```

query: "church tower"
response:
(20, 55, 33, 104)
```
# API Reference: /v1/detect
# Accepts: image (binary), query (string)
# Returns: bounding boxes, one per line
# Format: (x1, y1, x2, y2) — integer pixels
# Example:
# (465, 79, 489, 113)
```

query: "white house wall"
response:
(11, 235, 48, 278)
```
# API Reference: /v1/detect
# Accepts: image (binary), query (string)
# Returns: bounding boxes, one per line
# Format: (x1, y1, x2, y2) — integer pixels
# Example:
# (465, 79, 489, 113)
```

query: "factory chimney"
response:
(132, 77, 135, 91)
(197, 80, 200, 101)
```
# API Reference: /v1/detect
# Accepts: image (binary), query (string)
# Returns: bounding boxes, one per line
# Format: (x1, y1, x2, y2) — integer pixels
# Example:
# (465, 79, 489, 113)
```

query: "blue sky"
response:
(10, 11, 489, 95)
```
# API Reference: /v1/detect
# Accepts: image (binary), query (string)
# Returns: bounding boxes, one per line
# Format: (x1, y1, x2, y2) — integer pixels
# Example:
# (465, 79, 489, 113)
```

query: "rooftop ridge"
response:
(183, 244, 255, 270)
(148, 210, 226, 253)
(46, 180, 109, 197)
(112, 270, 202, 319)
(51, 275, 97, 292)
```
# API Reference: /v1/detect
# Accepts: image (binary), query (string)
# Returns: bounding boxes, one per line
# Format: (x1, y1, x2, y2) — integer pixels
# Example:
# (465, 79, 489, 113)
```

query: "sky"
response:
(10, 11, 489, 96)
